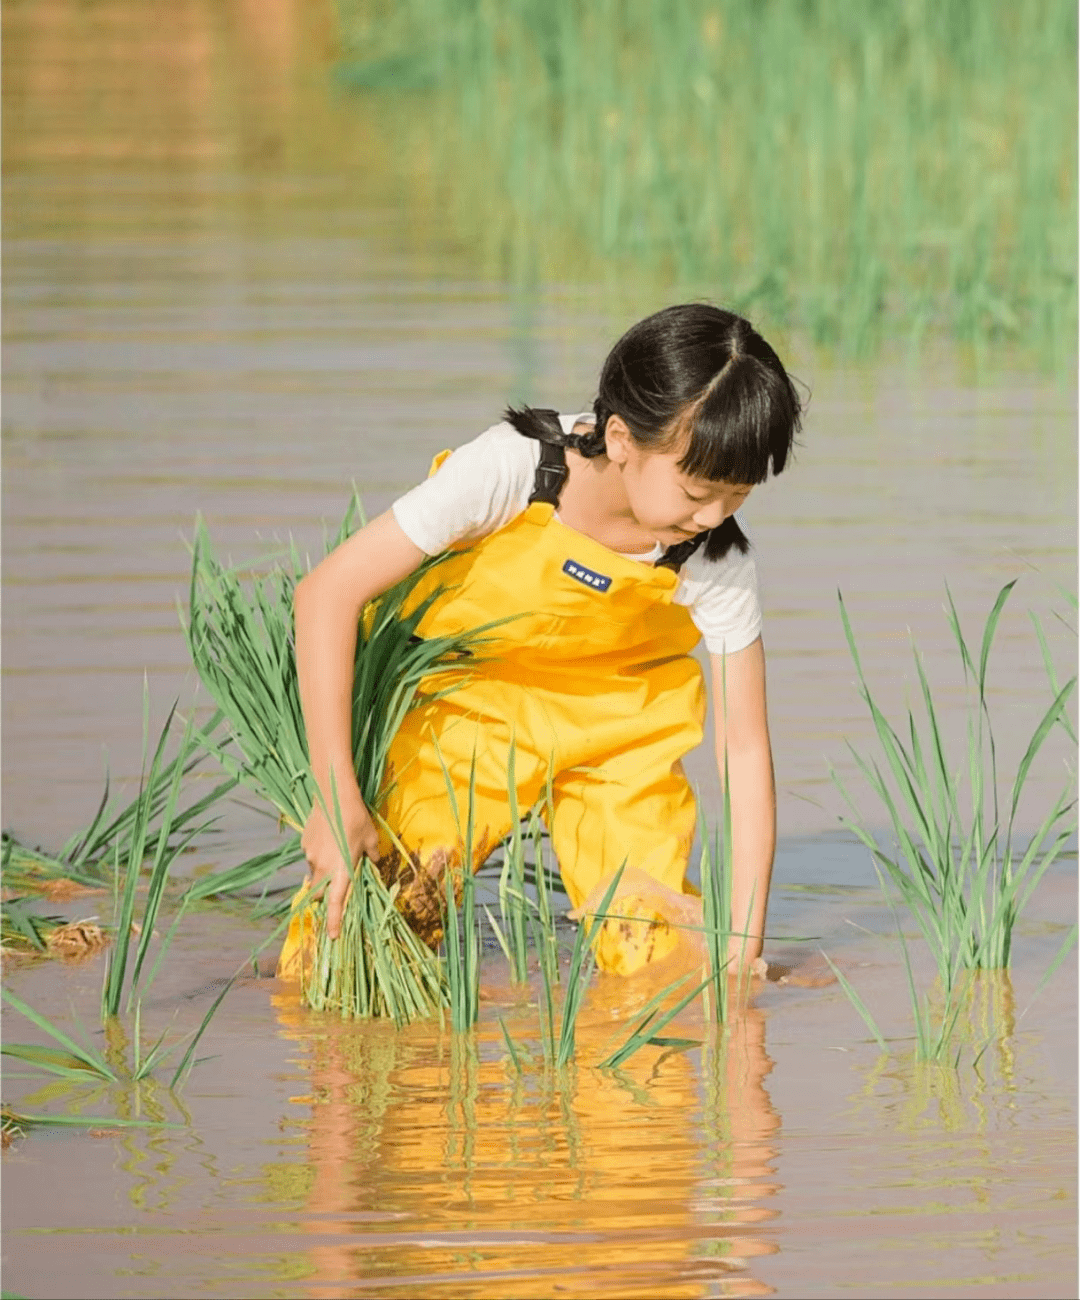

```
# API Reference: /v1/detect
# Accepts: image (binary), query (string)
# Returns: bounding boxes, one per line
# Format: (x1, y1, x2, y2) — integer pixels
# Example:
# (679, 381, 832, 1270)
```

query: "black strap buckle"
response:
(528, 441, 569, 506)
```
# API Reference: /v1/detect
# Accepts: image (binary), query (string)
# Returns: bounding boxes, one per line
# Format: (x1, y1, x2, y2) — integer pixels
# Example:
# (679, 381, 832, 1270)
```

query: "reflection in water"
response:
(272, 980, 780, 1298)
(859, 973, 1021, 1137)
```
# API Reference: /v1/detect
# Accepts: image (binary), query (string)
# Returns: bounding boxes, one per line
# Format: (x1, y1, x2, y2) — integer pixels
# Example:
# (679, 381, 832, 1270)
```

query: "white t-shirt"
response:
(391, 414, 761, 656)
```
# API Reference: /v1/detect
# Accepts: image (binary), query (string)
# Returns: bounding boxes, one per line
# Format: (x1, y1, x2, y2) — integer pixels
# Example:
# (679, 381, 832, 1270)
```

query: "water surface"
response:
(2, 4, 1076, 1297)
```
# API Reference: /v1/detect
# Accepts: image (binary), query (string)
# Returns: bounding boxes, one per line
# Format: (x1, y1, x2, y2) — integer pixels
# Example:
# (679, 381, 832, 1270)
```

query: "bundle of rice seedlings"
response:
(185, 499, 495, 1020)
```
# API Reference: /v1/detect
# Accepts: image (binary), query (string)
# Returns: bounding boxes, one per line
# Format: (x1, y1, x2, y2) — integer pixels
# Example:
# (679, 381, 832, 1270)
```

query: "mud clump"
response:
(376, 831, 493, 949)
(45, 921, 109, 961)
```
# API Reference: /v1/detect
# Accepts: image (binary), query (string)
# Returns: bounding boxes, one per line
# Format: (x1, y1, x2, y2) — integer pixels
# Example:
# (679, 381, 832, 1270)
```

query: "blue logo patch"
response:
(562, 559, 612, 592)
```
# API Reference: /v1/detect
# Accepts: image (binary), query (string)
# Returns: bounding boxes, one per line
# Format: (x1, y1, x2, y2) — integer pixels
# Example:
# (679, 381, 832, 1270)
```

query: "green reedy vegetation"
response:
(1, 709, 234, 893)
(6, 491, 1074, 1094)
(834, 581, 1076, 978)
(597, 973, 707, 1071)
(186, 497, 490, 834)
(335, 0, 1077, 357)
(436, 748, 481, 1031)
(497, 747, 531, 984)
(3, 705, 238, 1104)
(186, 500, 498, 1022)
(100, 702, 215, 1019)
(828, 580, 1077, 1062)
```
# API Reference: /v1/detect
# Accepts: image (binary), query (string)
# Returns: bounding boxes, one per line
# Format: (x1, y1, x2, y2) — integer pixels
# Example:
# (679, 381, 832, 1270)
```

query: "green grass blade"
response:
(819, 952, 888, 1052)
(1017, 923, 1079, 1023)
(498, 1016, 525, 1075)
(598, 975, 708, 1070)
(168, 975, 236, 1091)
(1, 989, 117, 1081)
(1008, 677, 1077, 827)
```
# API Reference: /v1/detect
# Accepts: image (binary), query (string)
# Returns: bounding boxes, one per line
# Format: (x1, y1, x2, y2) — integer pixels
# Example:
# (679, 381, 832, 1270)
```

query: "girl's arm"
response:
(710, 637, 776, 968)
(294, 509, 426, 938)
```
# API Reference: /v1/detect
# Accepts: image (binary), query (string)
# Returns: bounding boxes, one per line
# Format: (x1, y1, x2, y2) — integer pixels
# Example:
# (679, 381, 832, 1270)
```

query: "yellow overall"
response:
(278, 447, 707, 978)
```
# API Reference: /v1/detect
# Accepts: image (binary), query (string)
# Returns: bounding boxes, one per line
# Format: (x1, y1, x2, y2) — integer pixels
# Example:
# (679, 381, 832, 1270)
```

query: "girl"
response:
(280, 303, 802, 979)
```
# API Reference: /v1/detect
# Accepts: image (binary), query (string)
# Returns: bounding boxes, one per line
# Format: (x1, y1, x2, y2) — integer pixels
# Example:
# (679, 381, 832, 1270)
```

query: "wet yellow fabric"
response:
(279, 463, 707, 979)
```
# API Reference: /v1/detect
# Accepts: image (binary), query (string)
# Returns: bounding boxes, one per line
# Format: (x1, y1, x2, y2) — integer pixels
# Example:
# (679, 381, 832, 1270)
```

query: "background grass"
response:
(333, 0, 1076, 360)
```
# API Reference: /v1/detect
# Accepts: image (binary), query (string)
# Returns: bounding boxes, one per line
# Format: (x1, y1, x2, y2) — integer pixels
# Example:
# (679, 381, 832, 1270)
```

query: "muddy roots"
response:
(376, 832, 493, 950)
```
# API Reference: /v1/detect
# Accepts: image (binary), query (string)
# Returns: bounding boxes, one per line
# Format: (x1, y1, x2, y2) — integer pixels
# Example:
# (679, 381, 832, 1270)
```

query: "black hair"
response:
(506, 303, 803, 567)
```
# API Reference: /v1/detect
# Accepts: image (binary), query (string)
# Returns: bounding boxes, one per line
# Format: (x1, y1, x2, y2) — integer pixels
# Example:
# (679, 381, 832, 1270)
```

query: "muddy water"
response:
(2, 3, 1077, 1298)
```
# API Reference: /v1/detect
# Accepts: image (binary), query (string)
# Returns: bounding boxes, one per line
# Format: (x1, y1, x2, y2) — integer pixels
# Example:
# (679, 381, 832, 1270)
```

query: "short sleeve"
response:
(390, 422, 539, 555)
(677, 544, 762, 655)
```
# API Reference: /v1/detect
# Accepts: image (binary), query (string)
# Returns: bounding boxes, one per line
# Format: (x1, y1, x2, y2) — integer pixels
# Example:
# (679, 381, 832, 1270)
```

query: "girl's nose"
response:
(693, 499, 728, 530)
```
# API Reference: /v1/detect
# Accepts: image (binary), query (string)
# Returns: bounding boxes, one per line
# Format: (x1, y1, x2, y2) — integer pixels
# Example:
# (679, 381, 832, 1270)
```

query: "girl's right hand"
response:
(300, 787, 381, 940)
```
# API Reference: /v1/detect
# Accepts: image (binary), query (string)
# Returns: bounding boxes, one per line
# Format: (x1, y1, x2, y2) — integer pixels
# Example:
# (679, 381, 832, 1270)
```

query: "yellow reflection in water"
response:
(272, 977, 781, 1298)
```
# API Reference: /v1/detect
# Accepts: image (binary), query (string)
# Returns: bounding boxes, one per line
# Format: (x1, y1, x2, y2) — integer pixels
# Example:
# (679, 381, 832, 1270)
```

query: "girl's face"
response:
(606, 419, 756, 544)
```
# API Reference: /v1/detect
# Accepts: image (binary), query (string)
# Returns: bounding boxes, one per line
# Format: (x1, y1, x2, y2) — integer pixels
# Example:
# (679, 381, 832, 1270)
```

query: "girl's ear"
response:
(604, 414, 634, 465)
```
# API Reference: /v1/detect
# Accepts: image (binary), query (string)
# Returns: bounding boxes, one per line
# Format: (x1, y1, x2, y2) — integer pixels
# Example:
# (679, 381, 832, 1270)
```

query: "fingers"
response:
(325, 867, 349, 941)
(357, 818, 381, 864)
(299, 801, 382, 942)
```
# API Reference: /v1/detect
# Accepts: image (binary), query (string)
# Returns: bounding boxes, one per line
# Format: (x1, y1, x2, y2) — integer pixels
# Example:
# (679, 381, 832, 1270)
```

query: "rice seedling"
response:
(186, 502, 505, 1020)
(0, 835, 73, 891)
(300, 855, 449, 1025)
(1030, 609, 1078, 746)
(700, 654, 750, 1022)
(182, 834, 304, 907)
(442, 839, 480, 1034)
(186, 503, 490, 835)
(699, 820, 732, 1024)
(1, 1107, 180, 1139)
(825, 581, 1077, 1063)
(534, 777, 561, 990)
(3, 988, 119, 1084)
(496, 744, 530, 984)
(3, 979, 230, 1103)
(430, 745, 483, 1031)
(597, 973, 707, 1071)
(833, 581, 1076, 981)
(335, 0, 1076, 358)
(100, 705, 218, 1019)
(0, 898, 66, 955)
(1, 709, 233, 893)
(534, 864, 626, 1070)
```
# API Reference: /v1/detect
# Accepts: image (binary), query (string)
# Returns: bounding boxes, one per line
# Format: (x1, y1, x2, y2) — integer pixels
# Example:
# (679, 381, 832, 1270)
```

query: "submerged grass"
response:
(335, 0, 1076, 358)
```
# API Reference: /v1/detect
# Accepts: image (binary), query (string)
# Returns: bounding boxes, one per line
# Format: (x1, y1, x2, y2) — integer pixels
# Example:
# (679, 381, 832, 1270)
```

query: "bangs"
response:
(674, 353, 799, 485)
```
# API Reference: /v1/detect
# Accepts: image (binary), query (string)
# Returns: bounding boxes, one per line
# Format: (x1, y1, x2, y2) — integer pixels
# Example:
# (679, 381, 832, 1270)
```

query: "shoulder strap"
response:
(528, 440, 570, 506)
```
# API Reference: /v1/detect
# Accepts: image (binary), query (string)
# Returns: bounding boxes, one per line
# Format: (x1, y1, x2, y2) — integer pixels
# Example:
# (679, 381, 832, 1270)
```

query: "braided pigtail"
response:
(504, 403, 610, 459)
(503, 405, 571, 446)
(657, 516, 750, 572)
(570, 400, 610, 458)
